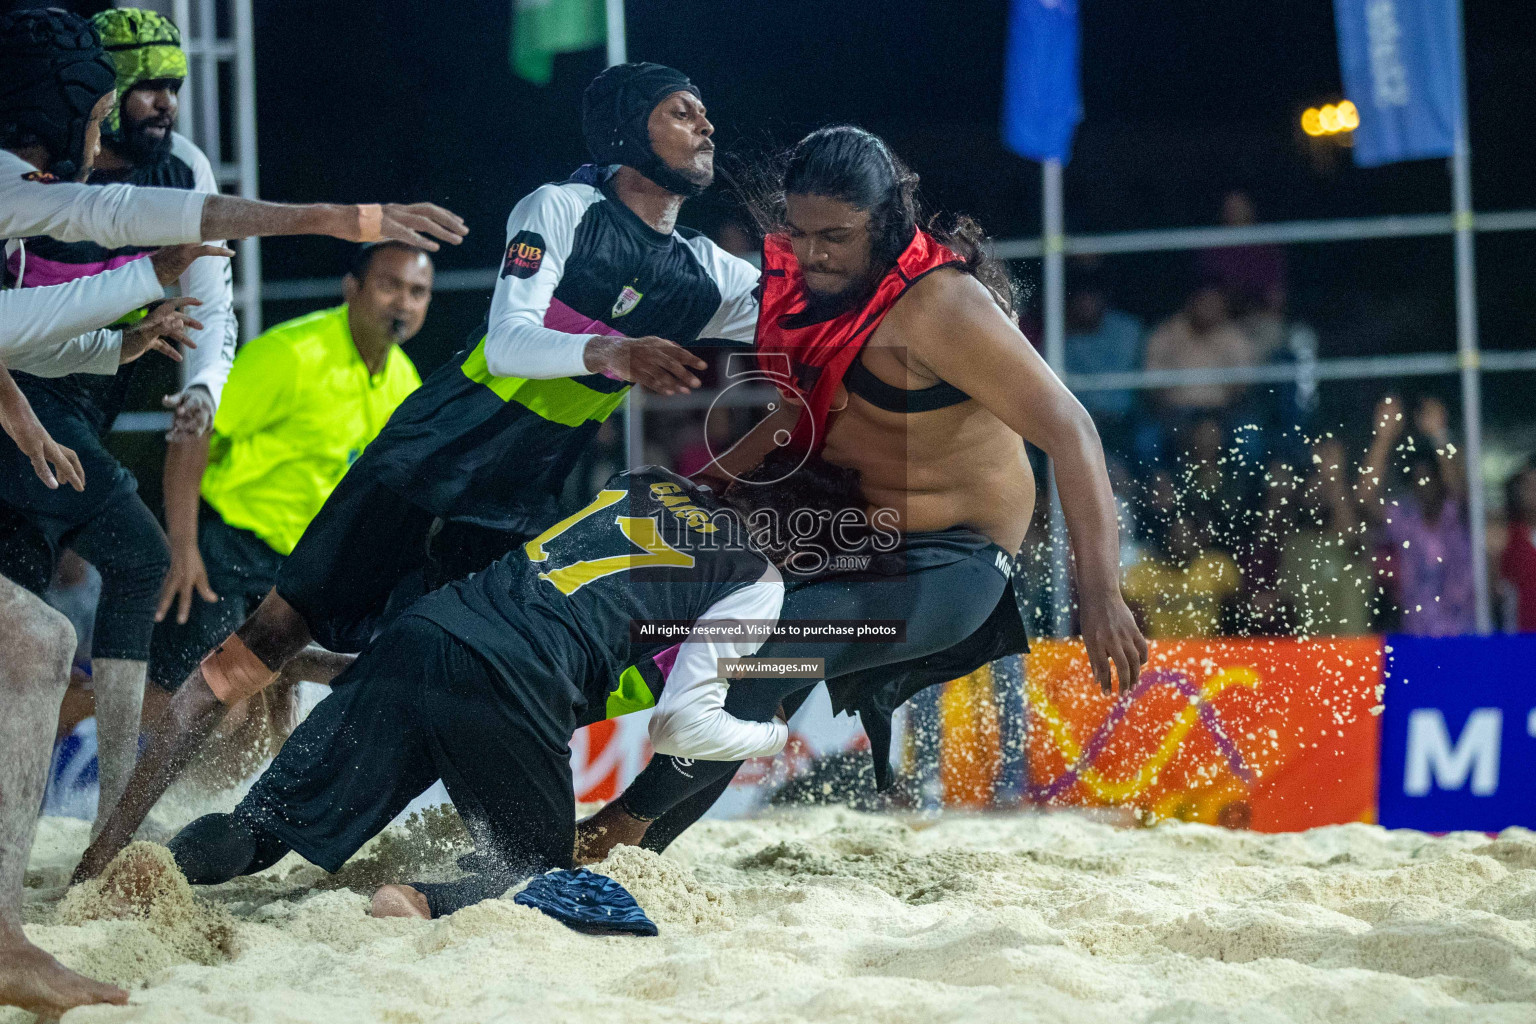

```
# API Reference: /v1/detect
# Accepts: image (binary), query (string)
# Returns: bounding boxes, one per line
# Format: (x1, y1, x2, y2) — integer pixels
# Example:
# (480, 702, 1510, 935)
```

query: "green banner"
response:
(511, 0, 606, 86)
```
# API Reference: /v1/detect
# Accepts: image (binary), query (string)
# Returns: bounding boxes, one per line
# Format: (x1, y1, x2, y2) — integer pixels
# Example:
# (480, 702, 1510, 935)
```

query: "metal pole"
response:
(606, 0, 643, 468)
(1450, 0, 1490, 633)
(234, 0, 262, 339)
(1042, 158, 1071, 637)
(605, 0, 627, 65)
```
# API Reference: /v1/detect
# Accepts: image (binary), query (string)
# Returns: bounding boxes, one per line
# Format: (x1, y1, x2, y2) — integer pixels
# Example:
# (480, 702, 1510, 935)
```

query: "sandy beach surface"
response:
(15, 805, 1536, 1023)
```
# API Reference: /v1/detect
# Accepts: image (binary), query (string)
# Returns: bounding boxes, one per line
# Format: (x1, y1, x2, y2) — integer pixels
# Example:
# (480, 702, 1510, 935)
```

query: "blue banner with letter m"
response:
(1001, 0, 1082, 164)
(1378, 635, 1536, 832)
(1333, 0, 1462, 167)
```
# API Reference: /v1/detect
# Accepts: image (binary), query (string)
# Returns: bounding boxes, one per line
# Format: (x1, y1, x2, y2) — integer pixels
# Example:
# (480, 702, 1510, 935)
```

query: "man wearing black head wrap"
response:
(79, 62, 763, 881)
(0, 6, 116, 180)
(582, 61, 711, 198)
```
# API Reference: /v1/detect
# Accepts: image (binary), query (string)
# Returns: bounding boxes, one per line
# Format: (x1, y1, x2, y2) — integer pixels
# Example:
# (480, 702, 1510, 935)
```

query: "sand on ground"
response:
(14, 804, 1536, 1024)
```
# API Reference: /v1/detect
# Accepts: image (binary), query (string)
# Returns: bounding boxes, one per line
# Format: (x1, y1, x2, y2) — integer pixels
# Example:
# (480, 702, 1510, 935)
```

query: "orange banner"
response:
(1026, 638, 1382, 831)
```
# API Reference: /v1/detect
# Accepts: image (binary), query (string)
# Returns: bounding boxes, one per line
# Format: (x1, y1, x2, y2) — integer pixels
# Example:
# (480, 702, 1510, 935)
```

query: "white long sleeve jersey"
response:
(482, 165, 759, 379)
(2, 144, 205, 375)
(3, 135, 235, 404)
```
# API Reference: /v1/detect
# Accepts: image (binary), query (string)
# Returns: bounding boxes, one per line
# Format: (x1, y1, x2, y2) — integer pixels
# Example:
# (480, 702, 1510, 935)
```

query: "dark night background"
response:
(16, 0, 1536, 479)
(235, 0, 1536, 373)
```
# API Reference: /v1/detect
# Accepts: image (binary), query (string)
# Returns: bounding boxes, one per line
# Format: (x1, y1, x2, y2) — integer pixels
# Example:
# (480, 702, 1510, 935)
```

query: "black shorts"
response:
(236, 615, 576, 876)
(148, 504, 286, 690)
(0, 386, 169, 661)
(273, 466, 535, 653)
(622, 528, 1026, 818)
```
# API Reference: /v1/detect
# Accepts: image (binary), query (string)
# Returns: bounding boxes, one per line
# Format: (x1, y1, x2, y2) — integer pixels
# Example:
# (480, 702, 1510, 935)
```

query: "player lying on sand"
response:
(151, 455, 860, 918)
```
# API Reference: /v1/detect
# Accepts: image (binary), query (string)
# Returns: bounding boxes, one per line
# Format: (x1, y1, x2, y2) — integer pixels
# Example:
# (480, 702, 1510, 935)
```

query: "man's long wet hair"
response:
(730, 125, 1017, 317)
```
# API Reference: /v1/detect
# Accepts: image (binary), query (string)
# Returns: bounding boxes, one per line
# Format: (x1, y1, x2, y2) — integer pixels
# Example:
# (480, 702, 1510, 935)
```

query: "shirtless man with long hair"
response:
(579, 125, 1147, 855)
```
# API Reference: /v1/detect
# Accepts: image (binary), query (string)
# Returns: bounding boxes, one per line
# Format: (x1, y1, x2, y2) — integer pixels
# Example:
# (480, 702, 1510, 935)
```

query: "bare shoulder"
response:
(902, 266, 995, 317)
(893, 266, 1018, 349)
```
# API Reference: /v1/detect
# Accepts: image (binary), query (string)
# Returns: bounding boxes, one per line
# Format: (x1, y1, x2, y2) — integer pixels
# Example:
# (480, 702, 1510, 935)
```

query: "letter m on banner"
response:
(1332, 0, 1462, 166)
(1379, 635, 1536, 831)
(1403, 708, 1500, 796)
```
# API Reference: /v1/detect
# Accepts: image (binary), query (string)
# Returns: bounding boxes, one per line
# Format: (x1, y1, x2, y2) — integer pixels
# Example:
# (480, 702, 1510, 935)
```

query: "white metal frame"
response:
(143, 0, 262, 341)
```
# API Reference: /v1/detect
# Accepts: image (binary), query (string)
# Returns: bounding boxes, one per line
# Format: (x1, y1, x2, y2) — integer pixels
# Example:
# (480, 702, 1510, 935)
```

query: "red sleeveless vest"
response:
(755, 229, 962, 453)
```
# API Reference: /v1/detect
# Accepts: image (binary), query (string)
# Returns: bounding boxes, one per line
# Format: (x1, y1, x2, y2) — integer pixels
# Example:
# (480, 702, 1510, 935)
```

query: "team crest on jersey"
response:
(500, 230, 545, 279)
(20, 170, 61, 183)
(611, 284, 644, 318)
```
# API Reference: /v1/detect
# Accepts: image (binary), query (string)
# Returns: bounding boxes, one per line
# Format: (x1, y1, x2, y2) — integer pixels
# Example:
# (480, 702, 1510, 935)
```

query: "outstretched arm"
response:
(73, 671, 227, 881)
(198, 197, 467, 252)
(692, 400, 801, 488)
(907, 270, 1146, 694)
(0, 166, 465, 251)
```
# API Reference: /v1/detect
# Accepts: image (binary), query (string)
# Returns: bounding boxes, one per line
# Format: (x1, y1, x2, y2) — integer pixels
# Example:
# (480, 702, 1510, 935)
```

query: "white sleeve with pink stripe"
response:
(482, 182, 601, 380)
(0, 257, 162, 376)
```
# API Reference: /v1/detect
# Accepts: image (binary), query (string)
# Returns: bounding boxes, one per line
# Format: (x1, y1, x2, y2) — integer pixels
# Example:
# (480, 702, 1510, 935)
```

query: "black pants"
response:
(623, 532, 1012, 819)
(148, 504, 286, 690)
(0, 414, 168, 662)
(274, 465, 531, 653)
(233, 615, 575, 887)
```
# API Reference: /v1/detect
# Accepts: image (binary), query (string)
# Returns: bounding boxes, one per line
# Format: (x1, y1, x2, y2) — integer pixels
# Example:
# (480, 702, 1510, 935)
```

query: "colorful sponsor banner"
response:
(1379, 634, 1536, 832)
(1025, 638, 1382, 830)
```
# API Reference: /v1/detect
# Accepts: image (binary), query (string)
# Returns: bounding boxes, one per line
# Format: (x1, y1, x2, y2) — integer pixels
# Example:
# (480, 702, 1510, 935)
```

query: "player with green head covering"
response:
(92, 7, 188, 162)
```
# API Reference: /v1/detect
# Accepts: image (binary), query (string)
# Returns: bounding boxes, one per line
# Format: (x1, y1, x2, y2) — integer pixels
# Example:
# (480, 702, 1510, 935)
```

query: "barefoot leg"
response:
(573, 800, 652, 865)
(92, 658, 147, 837)
(0, 576, 126, 1013)
(76, 593, 312, 881)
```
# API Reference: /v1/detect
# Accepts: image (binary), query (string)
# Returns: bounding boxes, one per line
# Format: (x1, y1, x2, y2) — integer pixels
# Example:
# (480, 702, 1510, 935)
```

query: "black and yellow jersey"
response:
(406, 467, 773, 725)
(357, 165, 759, 533)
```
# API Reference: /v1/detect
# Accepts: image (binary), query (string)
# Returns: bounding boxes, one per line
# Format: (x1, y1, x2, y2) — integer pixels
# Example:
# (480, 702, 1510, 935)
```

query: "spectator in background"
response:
(1232, 457, 1300, 636)
(1143, 286, 1257, 423)
(1498, 459, 1536, 632)
(1064, 257, 1143, 458)
(1358, 395, 1475, 636)
(1198, 190, 1286, 324)
(1198, 190, 1318, 454)
(1279, 438, 1369, 636)
(1123, 513, 1241, 638)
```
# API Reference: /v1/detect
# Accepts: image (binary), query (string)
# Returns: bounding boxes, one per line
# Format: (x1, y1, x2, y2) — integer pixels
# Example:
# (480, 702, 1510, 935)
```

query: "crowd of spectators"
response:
(1049, 190, 1517, 639)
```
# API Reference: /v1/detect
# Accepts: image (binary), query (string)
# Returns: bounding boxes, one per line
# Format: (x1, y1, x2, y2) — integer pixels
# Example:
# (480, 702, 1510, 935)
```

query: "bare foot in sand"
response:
(573, 801, 650, 865)
(0, 931, 127, 1015)
(371, 884, 431, 919)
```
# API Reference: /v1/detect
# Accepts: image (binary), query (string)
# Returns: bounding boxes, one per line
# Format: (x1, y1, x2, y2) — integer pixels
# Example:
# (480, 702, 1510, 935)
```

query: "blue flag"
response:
(1333, 0, 1462, 167)
(1001, 0, 1082, 164)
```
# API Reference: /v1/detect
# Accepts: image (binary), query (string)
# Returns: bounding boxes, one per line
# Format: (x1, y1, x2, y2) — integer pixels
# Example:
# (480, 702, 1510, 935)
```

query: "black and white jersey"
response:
(358, 165, 759, 532)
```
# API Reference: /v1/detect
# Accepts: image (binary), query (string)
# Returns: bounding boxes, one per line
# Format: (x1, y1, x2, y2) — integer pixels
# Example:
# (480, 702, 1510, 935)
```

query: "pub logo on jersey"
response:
(500, 231, 545, 279)
(611, 283, 644, 318)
